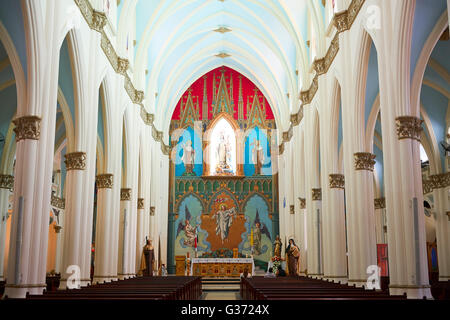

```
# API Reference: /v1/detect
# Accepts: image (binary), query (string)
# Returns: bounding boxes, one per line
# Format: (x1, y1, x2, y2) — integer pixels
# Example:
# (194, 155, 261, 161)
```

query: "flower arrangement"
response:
(271, 256, 281, 274)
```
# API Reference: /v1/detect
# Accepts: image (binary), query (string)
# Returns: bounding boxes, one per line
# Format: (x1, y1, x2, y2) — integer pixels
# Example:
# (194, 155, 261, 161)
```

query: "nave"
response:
(0, 0, 450, 306)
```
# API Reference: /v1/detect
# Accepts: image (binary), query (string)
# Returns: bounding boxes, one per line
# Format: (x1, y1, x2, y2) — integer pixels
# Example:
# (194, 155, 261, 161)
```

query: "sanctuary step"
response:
(202, 277, 240, 292)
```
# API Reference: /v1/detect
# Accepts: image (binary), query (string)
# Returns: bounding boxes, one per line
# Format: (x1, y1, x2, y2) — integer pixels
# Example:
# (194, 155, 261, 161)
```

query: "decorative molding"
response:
(12, 116, 41, 141)
(354, 152, 376, 171)
(299, 198, 306, 209)
(395, 116, 423, 141)
(120, 188, 131, 201)
(313, 33, 339, 76)
(96, 174, 113, 189)
(292, 0, 365, 125)
(282, 125, 293, 143)
(333, 10, 350, 32)
(74, 0, 170, 158)
(312, 188, 322, 201)
(374, 197, 386, 209)
(51, 195, 65, 209)
(117, 57, 129, 75)
(290, 112, 300, 126)
(279, 142, 285, 155)
(64, 152, 86, 170)
(299, 75, 318, 105)
(428, 172, 450, 190)
(0, 174, 14, 190)
(422, 180, 433, 194)
(138, 198, 144, 210)
(150, 206, 155, 216)
(53, 225, 62, 233)
(290, 205, 295, 215)
(329, 174, 345, 189)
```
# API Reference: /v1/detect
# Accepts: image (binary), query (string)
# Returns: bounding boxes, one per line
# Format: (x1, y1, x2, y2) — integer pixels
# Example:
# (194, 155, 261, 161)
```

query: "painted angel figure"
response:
(177, 206, 197, 247)
(252, 210, 271, 255)
(214, 204, 236, 242)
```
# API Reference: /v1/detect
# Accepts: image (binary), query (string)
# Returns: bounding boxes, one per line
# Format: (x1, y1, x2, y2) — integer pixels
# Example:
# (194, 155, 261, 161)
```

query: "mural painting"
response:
(168, 66, 279, 273)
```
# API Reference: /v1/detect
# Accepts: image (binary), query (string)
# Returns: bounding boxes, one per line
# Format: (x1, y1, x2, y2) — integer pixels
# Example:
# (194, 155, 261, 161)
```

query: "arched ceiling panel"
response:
(129, 0, 314, 132)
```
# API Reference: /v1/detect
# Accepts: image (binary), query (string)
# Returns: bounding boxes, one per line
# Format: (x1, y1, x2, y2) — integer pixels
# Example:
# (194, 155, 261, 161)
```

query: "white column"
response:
(59, 152, 87, 290)
(136, 198, 146, 275)
(346, 154, 377, 287)
(54, 211, 64, 274)
(93, 174, 114, 284)
(326, 175, 348, 283)
(118, 188, 132, 280)
(374, 198, 387, 244)
(431, 181, 450, 281)
(304, 105, 322, 277)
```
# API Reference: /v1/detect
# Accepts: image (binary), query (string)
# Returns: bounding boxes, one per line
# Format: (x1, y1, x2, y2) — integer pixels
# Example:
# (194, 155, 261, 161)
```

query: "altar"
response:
(190, 258, 255, 277)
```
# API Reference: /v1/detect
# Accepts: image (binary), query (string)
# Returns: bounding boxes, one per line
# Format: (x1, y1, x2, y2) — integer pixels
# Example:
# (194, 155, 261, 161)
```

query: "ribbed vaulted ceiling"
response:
(118, 0, 322, 133)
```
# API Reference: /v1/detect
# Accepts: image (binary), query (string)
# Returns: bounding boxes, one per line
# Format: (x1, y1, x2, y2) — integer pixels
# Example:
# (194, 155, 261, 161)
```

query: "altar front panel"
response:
(190, 258, 255, 277)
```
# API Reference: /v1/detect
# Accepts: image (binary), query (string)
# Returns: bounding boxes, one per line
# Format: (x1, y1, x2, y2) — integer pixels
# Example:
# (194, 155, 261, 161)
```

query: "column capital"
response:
(298, 197, 306, 209)
(150, 206, 155, 216)
(51, 194, 65, 209)
(354, 152, 376, 171)
(138, 198, 144, 209)
(0, 174, 14, 190)
(329, 174, 345, 189)
(429, 172, 450, 190)
(64, 152, 87, 170)
(96, 174, 113, 189)
(395, 116, 423, 141)
(446, 212, 450, 221)
(12, 115, 41, 141)
(289, 205, 295, 215)
(120, 188, 132, 201)
(374, 197, 386, 209)
(312, 188, 322, 201)
(422, 179, 433, 194)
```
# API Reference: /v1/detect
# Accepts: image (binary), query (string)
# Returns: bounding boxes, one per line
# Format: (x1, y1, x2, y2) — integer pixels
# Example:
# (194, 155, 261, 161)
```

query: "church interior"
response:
(0, 0, 449, 304)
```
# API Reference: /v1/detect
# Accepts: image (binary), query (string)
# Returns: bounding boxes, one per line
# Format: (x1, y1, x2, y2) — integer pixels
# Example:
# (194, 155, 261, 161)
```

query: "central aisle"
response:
(201, 278, 241, 300)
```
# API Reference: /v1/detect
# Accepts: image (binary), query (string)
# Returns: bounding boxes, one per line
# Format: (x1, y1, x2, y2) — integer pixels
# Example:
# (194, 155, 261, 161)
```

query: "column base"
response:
(58, 279, 81, 290)
(324, 276, 348, 284)
(92, 276, 112, 284)
(3, 283, 46, 299)
(438, 275, 450, 282)
(389, 285, 433, 299)
(117, 273, 135, 280)
(347, 279, 367, 288)
(307, 273, 324, 280)
(80, 279, 91, 287)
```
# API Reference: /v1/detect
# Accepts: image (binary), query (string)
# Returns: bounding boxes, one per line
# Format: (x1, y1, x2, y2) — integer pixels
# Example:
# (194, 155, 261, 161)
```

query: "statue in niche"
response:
(215, 131, 233, 175)
(181, 140, 196, 176)
(251, 139, 264, 175)
(214, 204, 236, 242)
